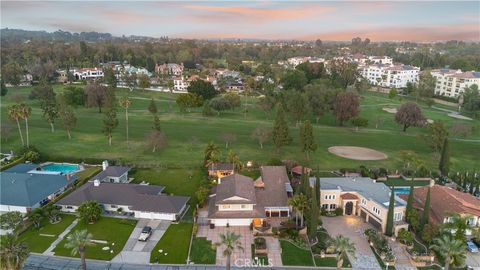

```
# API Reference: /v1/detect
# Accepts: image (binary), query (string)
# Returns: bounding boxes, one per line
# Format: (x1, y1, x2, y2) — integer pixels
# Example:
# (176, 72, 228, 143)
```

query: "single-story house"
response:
(93, 161, 130, 183)
(407, 185, 480, 235)
(311, 177, 408, 236)
(56, 181, 190, 221)
(207, 162, 234, 181)
(1, 164, 76, 213)
(208, 166, 293, 227)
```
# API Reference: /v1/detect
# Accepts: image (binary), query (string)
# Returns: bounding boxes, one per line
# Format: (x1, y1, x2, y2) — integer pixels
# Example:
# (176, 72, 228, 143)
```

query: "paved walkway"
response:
(43, 219, 79, 256)
(24, 254, 339, 270)
(112, 219, 170, 264)
(389, 239, 416, 270)
(322, 216, 381, 270)
(265, 236, 282, 266)
(197, 225, 252, 267)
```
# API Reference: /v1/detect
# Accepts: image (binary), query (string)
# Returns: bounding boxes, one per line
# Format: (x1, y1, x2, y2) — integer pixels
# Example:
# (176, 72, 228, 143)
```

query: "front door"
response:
(345, 201, 354, 215)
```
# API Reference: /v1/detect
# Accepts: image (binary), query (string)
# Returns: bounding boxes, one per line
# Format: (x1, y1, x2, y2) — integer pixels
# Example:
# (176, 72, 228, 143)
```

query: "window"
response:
(111, 205, 117, 209)
(330, 204, 336, 210)
(361, 198, 367, 205)
(221, 205, 230, 209)
(324, 194, 336, 200)
(322, 204, 329, 210)
(372, 206, 380, 216)
(241, 205, 246, 209)
(66, 206, 73, 209)
(394, 212, 402, 221)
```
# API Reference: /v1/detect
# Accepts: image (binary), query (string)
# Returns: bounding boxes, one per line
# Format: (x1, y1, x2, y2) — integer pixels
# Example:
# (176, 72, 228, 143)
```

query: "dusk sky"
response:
(1, 1, 479, 41)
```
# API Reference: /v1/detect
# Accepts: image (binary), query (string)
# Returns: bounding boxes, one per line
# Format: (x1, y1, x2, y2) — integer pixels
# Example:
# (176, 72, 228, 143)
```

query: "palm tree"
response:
(7, 104, 24, 146)
(0, 234, 29, 270)
(328, 235, 356, 270)
(288, 193, 309, 228)
(119, 96, 131, 147)
(64, 230, 93, 270)
(19, 104, 32, 148)
(430, 235, 466, 270)
(442, 213, 471, 242)
(204, 141, 220, 165)
(216, 231, 243, 270)
(27, 208, 44, 229)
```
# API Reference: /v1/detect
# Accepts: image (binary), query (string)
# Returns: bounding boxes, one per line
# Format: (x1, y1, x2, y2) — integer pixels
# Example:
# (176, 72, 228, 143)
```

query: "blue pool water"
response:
(393, 187, 411, 195)
(41, 163, 79, 174)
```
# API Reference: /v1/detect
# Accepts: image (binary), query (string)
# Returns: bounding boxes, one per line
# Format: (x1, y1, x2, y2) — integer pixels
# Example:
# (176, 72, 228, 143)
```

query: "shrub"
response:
(24, 150, 40, 162)
(334, 208, 343, 216)
(397, 229, 413, 246)
(254, 237, 267, 249)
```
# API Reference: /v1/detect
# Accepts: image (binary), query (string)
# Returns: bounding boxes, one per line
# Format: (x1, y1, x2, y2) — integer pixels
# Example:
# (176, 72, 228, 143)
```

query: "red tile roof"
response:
(412, 185, 480, 223)
(291, 166, 312, 175)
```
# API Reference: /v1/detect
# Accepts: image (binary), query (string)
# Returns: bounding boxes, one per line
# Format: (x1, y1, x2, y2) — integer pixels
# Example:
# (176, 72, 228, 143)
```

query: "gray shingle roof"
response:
(313, 177, 405, 208)
(256, 166, 290, 207)
(1, 172, 72, 207)
(208, 163, 234, 171)
(56, 182, 189, 214)
(4, 163, 39, 173)
(93, 166, 130, 180)
(215, 174, 256, 204)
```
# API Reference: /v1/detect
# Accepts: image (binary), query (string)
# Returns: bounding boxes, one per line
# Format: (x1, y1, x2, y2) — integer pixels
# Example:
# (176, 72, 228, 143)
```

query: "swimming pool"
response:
(41, 163, 80, 174)
(393, 187, 411, 195)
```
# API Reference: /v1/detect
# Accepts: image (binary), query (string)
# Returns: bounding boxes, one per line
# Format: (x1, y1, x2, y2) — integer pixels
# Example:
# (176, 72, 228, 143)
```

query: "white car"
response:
(138, 226, 152, 242)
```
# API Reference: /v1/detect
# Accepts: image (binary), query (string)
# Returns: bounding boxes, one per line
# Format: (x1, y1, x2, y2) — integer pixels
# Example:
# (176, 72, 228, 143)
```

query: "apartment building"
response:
(431, 68, 480, 98)
(360, 63, 420, 88)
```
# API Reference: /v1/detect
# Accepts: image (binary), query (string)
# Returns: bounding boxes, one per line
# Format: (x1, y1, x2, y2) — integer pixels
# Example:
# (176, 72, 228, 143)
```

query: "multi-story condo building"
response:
(360, 63, 420, 88)
(431, 69, 480, 98)
(72, 68, 104, 80)
(311, 177, 408, 236)
(285, 56, 325, 67)
(352, 54, 393, 66)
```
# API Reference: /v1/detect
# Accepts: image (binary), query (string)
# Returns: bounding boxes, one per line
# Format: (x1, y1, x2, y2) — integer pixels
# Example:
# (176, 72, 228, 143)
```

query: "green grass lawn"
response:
(52, 217, 137, 260)
(1, 86, 479, 171)
(279, 240, 314, 266)
(314, 255, 351, 268)
(190, 237, 216, 264)
(150, 223, 193, 264)
(18, 214, 77, 253)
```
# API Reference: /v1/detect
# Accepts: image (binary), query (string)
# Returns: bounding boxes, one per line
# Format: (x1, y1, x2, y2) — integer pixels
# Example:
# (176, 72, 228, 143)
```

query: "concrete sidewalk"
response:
(43, 219, 79, 256)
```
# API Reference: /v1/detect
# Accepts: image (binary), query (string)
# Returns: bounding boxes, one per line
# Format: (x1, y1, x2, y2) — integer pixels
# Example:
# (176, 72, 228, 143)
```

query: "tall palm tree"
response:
(216, 231, 243, 270)
(119, 96, 131, 147)
(204, 141, 220, 165)
(7, 104, 24, 146)
(19, 104, 32, 148)
(288, 193, 309, 228)
(64, 230, 93, 270)
(430, 235, 466, 270)
(0, 234, 29, 270)
(328, 235, 356, 270)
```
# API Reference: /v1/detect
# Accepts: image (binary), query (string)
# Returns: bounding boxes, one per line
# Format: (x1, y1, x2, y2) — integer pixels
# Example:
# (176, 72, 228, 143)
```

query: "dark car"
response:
(138, 226, 152, 241)
(472, 238, 480, 248)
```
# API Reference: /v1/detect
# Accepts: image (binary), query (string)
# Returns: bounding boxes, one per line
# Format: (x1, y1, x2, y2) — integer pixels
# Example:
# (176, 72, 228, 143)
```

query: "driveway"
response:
(466, 252, 480, 269)
(197, 225, 253, 267)
(322, 216, 382, 270)
(111, 219, 170, 264)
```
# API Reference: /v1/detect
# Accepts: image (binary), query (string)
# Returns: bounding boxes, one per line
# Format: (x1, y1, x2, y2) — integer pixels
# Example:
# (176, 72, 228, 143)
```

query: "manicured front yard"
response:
(19, 214, 77, 253)
(190, 237, 216, 264)
(53, 217, 137, 260)
(279, 240, 314, 266)
(150, 223, 193, 264)
(314, 255, 351, 268)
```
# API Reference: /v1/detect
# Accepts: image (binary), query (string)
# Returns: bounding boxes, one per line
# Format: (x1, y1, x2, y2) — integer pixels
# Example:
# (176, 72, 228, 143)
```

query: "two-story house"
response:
(312, 177, 408, 236)
(208, 166, 292, 227)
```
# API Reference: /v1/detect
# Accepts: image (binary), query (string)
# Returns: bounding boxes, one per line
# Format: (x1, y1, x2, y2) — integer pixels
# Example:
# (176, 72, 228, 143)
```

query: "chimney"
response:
(93, 179, 100, 187)
(102, 160, 109, 171)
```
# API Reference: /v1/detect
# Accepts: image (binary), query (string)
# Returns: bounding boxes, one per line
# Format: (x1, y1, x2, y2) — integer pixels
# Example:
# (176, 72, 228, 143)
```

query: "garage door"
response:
(360, 210, 367, 219)
(213, 219, 252, 226)
(368, 216, 382, 230)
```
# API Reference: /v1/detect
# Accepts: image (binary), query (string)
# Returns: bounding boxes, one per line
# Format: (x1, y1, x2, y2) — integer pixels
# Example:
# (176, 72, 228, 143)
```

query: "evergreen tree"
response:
(153, 115, 161, 131)
(300, 167, 310, 195)
(102, 89, 118, 146)
(385, 186, 395, 236)
(308, 188, 319, 239)
(148, 98, 158, 114)
(439, 138, 450, 176)
(299, 120, 317, 161)
(406, 178, 415, 223)
(315, 175, 321, 206)
(421, 187, 431, 229)
(272, 106, 291, 151)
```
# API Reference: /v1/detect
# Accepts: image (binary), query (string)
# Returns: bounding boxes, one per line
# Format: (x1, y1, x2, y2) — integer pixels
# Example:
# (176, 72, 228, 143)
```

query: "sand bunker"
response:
(382, 107, 397, 114)
(328, 146, 388, 161)
(448, 113, 472, 121)
(427, 119, 434, 124)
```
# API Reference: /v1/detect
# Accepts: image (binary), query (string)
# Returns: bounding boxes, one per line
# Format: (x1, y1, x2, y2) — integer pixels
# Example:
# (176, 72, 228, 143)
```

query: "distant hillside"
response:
(0, 28, 115, 43)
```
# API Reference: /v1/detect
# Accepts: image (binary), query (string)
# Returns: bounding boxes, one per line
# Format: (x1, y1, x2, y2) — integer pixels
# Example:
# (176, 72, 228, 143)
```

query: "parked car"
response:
(467, 240, 479, 253)
(138, 226, 152, 241)
(472, 238, 480, 248)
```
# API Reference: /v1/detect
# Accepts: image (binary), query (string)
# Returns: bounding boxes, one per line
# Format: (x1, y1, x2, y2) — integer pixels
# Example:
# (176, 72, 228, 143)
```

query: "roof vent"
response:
(93, 179, 100, 187)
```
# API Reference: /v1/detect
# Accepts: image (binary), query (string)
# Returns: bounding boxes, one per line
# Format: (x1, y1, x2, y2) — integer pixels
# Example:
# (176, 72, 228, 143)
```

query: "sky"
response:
(1, 1, 479, 41)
